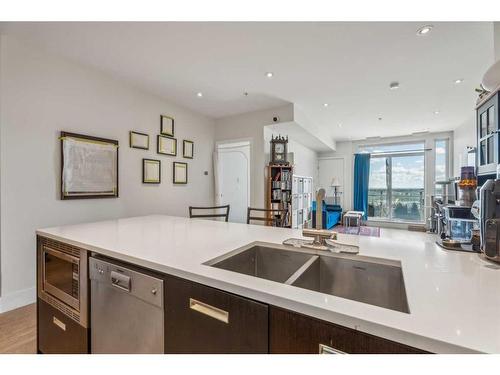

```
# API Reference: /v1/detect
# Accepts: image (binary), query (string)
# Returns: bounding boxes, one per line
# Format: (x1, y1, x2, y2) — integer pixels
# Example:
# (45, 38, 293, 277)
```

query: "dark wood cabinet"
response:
(35, 246, 431, 355)
(37, 299, 89, 354)
(164, 275, 269, 353)
(269, 307, 428, 354)
(477, 91, 500, 176)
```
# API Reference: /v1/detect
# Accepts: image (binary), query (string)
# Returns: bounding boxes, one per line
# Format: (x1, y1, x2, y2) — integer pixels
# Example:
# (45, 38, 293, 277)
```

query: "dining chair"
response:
(188, 205, 230, 222)
(246, 207, 289, 227)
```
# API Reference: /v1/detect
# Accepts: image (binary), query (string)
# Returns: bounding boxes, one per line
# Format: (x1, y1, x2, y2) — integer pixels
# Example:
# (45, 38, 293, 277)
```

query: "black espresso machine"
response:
(480, 179, 500, 262)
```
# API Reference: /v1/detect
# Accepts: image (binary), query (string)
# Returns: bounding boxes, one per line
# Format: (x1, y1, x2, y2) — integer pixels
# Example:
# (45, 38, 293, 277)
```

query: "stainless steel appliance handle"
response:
(110, 271, 131, 293)
(319, 343, 345, 354)
(189, 298, 229, 324)
(44, 246, 79, 264)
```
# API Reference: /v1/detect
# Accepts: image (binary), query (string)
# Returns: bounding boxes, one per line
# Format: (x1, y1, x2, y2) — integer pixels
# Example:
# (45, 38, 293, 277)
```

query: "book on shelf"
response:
(273, 191, 291, 202)
(269, 202, 291, 227)
(281, 170, 291, 182)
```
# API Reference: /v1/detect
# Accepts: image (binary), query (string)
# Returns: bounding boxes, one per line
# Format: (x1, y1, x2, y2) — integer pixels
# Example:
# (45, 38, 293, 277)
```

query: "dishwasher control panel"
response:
(89, 257, 164, 308)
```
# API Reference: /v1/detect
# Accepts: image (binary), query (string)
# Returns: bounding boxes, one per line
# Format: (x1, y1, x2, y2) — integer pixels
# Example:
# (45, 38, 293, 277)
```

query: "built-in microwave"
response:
(37, 236, 88, 327)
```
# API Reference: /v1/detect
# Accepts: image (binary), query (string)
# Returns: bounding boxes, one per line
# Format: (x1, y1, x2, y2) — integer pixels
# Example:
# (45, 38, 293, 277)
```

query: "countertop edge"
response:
(36, 229, 481, 354)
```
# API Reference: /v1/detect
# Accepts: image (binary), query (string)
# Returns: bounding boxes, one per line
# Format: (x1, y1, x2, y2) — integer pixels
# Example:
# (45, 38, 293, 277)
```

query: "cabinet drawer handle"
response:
(189, 298, 229, 324)
(319, 343, 345, 354)
(53, 316, 66, 331)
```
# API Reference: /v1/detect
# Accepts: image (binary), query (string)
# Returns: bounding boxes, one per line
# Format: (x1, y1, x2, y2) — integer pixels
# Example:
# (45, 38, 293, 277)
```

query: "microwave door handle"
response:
(44, 246, 79, 264)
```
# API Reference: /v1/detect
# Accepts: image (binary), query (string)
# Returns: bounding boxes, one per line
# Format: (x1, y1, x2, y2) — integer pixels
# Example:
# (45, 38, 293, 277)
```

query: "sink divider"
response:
(284, 255, 319, 286)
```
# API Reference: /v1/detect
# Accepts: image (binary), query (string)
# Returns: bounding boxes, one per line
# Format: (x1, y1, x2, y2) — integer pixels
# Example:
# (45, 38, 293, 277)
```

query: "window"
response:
(362, 142, 425, 222)
(434, 139, 449, 197)
(478, 105, 496, 167)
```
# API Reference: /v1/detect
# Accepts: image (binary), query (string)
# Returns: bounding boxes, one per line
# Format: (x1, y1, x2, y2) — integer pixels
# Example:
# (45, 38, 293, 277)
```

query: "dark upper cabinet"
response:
(477, 92, 500, 176)
(164, 275, 268, 353)
(269, 307, 428, 354)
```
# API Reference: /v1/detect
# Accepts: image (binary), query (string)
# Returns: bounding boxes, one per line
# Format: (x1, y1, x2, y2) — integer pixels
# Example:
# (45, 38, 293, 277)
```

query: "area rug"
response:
(332, 225, 381, 237)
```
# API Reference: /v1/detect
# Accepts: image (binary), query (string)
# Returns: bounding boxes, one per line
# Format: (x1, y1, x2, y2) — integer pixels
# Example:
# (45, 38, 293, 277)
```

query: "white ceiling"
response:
(0, 22, 494, 142)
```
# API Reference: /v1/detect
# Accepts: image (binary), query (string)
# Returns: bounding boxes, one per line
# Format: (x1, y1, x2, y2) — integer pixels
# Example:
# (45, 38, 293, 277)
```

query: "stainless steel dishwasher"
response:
(89, 256, 164, 353)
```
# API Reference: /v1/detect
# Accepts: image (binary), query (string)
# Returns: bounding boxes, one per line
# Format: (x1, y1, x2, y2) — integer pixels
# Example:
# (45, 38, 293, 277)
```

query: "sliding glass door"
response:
(368, 157, 389, 219)
(390, 154, 425, 221)
(364, 142, 425, 223)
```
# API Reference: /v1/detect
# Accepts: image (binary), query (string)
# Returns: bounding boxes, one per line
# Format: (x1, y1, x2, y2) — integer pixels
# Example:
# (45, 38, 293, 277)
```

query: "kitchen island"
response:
(36, 215, 500, 354)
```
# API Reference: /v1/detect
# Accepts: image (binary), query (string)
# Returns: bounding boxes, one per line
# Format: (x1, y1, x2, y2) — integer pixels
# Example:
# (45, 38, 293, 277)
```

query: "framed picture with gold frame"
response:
(160, 115, 174, 137)
(157, 135, 177, 156)
(173, 162, 188, 184)
(183, 140, 194, 159)
(129, 131, 149, 150)
(143, 159, 161, 184)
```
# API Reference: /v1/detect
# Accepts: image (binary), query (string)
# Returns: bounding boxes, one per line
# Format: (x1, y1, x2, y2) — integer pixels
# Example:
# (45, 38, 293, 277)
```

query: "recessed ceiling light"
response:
(265, 72, 274, 78)
(389, 81, 400, 90)
(323, 103, 329, 107)
(196, 92, 203, 97)
(454, 78, 464, 84)
(434, 110, 440, 115)
(338, 123, 342, 128)
(417, 25, 433, 35)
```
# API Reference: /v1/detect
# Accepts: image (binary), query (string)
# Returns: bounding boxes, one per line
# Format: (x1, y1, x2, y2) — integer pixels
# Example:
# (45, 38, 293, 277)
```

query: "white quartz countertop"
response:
(37, 215, 500, 353)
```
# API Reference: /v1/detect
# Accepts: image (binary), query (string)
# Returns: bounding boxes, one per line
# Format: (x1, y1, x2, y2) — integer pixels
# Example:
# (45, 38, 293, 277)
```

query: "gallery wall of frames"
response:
(60, 114, 195, 200)
(131, 115, 194, 185)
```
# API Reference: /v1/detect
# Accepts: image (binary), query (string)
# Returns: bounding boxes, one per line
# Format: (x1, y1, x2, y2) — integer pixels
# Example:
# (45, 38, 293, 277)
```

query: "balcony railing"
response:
(368, 189, 424, 222)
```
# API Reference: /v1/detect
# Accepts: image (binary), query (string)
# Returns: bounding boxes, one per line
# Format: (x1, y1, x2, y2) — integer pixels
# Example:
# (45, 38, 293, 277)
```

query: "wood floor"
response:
(0, 303, 36, 354)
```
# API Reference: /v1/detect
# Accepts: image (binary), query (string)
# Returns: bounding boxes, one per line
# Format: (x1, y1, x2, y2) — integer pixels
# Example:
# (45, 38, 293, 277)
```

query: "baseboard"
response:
(0, 287, 36, 313)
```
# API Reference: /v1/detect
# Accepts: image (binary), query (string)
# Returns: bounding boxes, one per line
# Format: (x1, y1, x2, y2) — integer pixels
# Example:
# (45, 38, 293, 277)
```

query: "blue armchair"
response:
(311, 201, 342, 230)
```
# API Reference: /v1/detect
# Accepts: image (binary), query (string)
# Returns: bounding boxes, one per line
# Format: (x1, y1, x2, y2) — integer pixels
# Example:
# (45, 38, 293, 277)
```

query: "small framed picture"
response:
(143, 159, 161, 184)
(157, 135, 177, 156)
(129, 131, 149, 150)
(183, 140, 194, 159)
(160, 115, 174, 137)
(173, 162, 188, 184)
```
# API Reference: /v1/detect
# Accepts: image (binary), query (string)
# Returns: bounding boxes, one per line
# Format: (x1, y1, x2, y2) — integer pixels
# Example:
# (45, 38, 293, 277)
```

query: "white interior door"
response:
(217, 142, 250, 223)
(318, 158, 344, 207)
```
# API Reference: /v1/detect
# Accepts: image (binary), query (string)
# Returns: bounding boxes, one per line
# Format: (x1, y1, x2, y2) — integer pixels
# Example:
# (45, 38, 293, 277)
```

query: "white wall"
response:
(0, 36, 215, 311)
(318, 141, 355, 211)
(453, 116, 476, 177)
(288, 139, 318, 182)
(214, 105, 294, 208)
(495, 22, 500, 61)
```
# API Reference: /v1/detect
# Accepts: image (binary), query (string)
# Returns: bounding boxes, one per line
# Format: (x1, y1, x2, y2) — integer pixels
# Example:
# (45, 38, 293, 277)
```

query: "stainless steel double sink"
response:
(204, 242, 410, 313)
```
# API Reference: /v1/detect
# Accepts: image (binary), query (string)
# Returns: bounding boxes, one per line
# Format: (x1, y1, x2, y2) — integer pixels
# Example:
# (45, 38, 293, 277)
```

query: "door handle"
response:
(110, 271, 131, 292)
(319, 343, 345, 354)
(189, 298, 229, 324)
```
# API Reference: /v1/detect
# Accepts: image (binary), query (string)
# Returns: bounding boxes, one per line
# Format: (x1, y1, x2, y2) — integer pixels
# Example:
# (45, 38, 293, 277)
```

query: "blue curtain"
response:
(353, 153, 370, 219)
